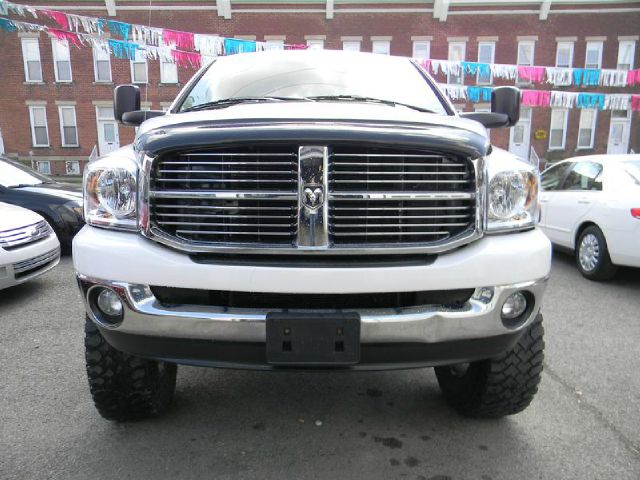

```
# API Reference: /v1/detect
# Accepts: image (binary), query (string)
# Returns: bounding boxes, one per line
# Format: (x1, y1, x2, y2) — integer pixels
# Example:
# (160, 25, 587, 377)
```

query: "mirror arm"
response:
(460, 111, 510, 129)
(121, 110, 165, 127)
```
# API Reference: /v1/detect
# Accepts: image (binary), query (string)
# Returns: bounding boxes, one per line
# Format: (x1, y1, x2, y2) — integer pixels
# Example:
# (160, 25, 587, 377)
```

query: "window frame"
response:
(306, 39, 324, 50)
(58, 105, 79, 147)
(562, 161, 604, 191)
(51, 38, 72, 83)
(36, 161, 51, 175)
(617, 40, 636, 70)
(577, 108, 597, 150)
(516, 40, 535, 85)
(555, 41, 574, 68)
(541, 161, 574, 192)
(65, 160, 80, 175)
(21, 37, 43, 83)
(476, 41, 495, 85)
(28, 105, 49, 147)
(160, 56, 178, 84)
(447, 41, 466, 85)
(372, 40, 391, 55)
(342, 40, 361, 52)
(265, 39, 284, 51)
(412, 40, 430, 61)
(130, 49, 148, 84)
(92, 44, 112, 83)
(549, 108, 569, 151)
(585, 41, 603, 69)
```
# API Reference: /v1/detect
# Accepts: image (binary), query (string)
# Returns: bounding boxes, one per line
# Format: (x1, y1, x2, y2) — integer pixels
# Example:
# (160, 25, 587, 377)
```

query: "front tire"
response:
(84, 317, 177, 421)
(435, 314, 544, 418)
(576, 226, 618, 281)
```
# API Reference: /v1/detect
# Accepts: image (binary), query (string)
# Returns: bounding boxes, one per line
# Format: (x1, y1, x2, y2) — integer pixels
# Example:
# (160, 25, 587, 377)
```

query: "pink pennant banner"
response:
(284, 44, 307, 50)
(48, 27, 82, 47)
(627, 69, 640, 86)
(521, 89, 551, 107)
(41, 9, 68, 31)
(171, 50, 201, 69)
(517, 66, 545, 83)
(631, 94, 640, 112)
(163, 29, 195, 52)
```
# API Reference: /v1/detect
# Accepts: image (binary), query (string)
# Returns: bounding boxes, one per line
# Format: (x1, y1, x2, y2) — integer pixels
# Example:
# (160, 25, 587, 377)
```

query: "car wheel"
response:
(576, 226, 618, 281)
(434, 314, 544, 418)
(84, 316, 177, 421)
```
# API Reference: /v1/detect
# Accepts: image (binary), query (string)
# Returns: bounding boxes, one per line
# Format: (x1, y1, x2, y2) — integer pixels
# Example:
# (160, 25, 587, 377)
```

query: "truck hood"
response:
(135, 102, 490, 158)
(0, 202, 45, 231)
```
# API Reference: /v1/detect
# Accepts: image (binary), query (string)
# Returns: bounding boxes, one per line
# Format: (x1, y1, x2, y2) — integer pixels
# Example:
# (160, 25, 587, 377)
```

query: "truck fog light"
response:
(97, 288, 123, 317)
(501, 292, 527, 320)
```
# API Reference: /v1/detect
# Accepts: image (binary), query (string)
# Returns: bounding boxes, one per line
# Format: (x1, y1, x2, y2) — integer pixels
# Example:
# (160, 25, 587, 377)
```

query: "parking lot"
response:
(1, 252, 639, 480)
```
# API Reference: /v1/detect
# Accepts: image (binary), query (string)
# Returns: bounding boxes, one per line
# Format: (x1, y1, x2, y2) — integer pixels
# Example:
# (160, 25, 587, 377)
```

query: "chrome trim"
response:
(297, 146, 328, 247)
(13, 247, 60, 275)
(0, 220, 52, 249)
(140, 149, 485, 255)
(77, 274, 547, 344)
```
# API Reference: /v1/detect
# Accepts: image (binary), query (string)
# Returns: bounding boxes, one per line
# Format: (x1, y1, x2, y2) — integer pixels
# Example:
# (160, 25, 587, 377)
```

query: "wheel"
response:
(84, 316, 177, 421)
(575, 225, 618, 281)
(435, 314, 545, 418)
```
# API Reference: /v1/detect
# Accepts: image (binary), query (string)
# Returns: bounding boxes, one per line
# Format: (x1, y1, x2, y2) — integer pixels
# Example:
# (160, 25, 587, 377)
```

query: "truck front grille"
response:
(147, 144, 478, 253)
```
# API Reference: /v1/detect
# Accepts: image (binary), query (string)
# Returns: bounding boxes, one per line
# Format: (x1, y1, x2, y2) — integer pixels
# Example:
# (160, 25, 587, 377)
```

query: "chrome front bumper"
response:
(77, 274, 547, 345)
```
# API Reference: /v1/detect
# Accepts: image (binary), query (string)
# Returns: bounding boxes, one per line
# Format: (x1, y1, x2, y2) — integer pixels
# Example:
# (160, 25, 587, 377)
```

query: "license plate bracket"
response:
(266, 312, 361, 366)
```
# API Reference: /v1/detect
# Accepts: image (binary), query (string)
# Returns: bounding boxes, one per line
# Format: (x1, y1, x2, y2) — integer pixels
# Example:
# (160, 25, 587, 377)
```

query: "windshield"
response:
(0, 159, 52, 188)
(624, 160, 640, 184)
(178, 51, 448, 114)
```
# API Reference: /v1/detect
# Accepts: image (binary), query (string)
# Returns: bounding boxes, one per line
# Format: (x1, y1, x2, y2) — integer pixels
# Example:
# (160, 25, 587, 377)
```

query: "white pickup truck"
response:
(74, 50, 551, 421)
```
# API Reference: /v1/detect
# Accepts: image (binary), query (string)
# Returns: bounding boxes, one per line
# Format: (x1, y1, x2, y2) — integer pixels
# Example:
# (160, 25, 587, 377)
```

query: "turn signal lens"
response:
(631, 208, 640, 219)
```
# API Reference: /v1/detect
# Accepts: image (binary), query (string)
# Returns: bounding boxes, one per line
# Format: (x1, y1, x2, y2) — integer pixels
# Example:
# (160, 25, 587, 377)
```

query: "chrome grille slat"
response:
(148, 144, 477, 252)
(13, 247, 60, 274)
(0, 220, 52, 250)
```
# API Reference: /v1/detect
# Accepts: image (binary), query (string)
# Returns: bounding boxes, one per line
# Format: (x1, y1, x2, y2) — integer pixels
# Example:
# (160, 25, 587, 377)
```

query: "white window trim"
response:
(577, 109, 598, 150)
(65, 160, 80, 175)
(265, 39, 285, 51)
(372, 40, 391, 55)
(130, 53, 148, 84)
(555, 41, 574, 68)
(160, 56, 178, 84)
(21, 37, 42, 83)
(617, 40, 636, 70)
(549, 108, 569, 151)
(306, 39, 324, 50)
(51, 38, 72, 83)
(92, 45, 112, 83)
(58, 106, 79, 147)
(477, 41, 495, 85)
(412, 40, 430, 60)
(342, 40, 361, 51)
(37, 161, 51, 175)
(447, 41, 466, 85)
(516, 40, 535, 85)
(28, 105, 49, 147)
(585, 41, 603, 69)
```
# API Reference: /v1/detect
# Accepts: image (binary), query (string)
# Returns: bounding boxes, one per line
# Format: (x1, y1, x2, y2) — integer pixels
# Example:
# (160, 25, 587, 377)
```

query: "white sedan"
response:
(539, 155, 640, 280)
(0, 202, 60, 290)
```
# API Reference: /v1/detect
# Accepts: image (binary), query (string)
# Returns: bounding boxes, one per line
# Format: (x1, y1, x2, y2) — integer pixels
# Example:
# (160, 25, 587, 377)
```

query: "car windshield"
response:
(0, 159, 52, 188)
(178, 51, 448, 115)
(624, 160, 640, 184)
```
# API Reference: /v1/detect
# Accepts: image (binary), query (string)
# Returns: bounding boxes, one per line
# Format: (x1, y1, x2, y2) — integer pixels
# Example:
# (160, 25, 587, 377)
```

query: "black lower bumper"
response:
(99, 327, 523, 371)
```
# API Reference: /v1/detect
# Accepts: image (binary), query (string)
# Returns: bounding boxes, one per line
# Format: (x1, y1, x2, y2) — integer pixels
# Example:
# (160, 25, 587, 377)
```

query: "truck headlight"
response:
(84, 157, 138, 231)
(486, 162, 538, 233)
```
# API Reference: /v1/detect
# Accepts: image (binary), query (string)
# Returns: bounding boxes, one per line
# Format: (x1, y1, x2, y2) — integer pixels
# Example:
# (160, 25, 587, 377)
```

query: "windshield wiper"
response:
(8, 183, 39, 189)
(182, 96, 311, 112)
(306, 95, 435, 113)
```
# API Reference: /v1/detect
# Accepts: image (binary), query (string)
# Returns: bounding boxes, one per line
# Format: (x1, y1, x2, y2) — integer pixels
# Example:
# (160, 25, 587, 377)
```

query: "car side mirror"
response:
(114, 85, 165, 127)
(459, 86, 521, 129)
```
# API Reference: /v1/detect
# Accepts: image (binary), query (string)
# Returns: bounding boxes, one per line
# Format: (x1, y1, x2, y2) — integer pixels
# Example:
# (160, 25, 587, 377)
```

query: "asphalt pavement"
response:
(1, 252, 639, 480)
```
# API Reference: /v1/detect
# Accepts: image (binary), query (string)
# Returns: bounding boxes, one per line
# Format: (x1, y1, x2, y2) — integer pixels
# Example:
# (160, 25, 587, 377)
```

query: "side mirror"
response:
(114, 85, 140, 124)
(459, 86, 521, 129)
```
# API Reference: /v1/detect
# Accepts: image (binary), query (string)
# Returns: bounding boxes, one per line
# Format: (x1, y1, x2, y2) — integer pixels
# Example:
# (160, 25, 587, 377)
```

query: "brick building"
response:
(0, 0, 639, 176)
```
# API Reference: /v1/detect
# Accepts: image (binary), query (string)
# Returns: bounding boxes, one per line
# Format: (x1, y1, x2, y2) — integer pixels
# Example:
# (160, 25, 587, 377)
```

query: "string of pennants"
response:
(1, 0, 639, 111)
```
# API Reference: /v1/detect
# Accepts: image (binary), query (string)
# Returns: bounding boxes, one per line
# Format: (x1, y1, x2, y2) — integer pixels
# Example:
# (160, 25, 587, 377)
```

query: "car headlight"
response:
(486, 160, 539, 233)
(84, 156, 138, 231)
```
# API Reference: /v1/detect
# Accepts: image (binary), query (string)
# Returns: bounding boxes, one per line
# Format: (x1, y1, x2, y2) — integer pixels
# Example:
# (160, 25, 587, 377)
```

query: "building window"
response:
(477, 41, 495, 84)
(372, 40, 390, 55)
(65, 161, 80, 175)
(555, 41, 574, 68)
(265, 39, 284, 50)
(585, 41, 603, 69)
(36, 161, 51, 175)
(412, 41, 430, 60)
(28, 106, 49, 147)
(447, 41, 466, 85)
(130, 49, 148, 84)
(342, 41, 360, 52)
(160, 56, 178, 84)
(93, 44, 111, 82)
(617, 40, 636, 70)
(306, 39, 324, 50)
(51, 39, 72, 82)
(21, 38, 42, 82)
(577, 109, 597, 149)
(516, 40, 535, 85)
(58, 106, 78, 147)
(549, 109, 568, 150)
